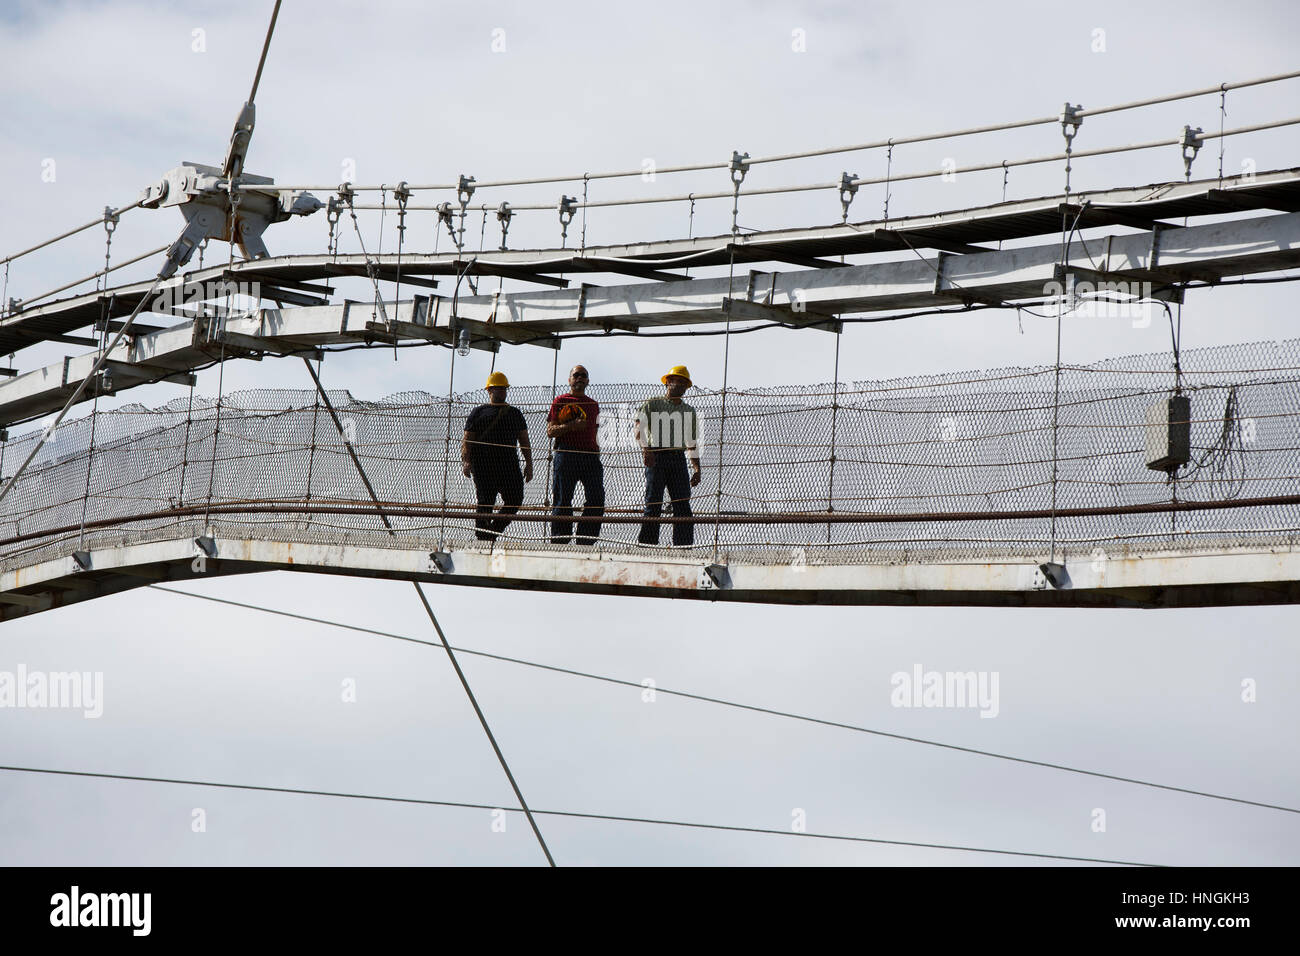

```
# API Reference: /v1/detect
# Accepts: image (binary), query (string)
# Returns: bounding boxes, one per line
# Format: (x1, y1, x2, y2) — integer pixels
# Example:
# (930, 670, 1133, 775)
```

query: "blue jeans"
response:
(551, 450, 605, 544)
(639, 450, 694, 546)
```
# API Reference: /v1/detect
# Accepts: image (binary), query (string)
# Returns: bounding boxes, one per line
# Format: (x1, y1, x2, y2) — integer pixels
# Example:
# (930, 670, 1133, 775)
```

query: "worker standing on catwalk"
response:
(546, 364, 605, 545)
(636, 365, 701, 547)
(462, 371, 532, 543)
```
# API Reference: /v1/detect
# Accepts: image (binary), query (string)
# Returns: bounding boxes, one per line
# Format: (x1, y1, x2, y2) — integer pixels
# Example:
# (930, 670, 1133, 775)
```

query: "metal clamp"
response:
(496, 201, 513, 250)
(729, 151, 751, 236)
(558, 195, 578, 246)
(456, 174, 476, 207)
(1059, 103, 1084, 195)
(325, 196, 342, 254)
(729, 150, 751, 186)
(393, 180, 411, 238)
(1059, 103, 1084, 142)
(1180, 125, 1204, 180)
(839, 172, 859, 222)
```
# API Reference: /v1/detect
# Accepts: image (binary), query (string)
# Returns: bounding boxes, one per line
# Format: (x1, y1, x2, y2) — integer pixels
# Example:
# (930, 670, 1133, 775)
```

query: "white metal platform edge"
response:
(2, 532, 1297, 618)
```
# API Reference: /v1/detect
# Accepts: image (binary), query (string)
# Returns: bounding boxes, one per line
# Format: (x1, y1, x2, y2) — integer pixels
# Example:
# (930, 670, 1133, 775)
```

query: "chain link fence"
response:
(2, 339, 1298, 572)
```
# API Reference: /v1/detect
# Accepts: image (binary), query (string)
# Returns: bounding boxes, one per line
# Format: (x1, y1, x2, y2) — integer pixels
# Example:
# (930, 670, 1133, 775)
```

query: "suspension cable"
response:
(579, 173, 590, 254)
(713, 249, 738, 560)
(412, 584, 556, 866)
(176, 376, 196, 509)
(233, 69, 1300, 196)
(1217, 84, 1229, 186)
(344, 192, 390, 326)
(299, 354, 554, 866)
(0, 199, 143, 268)
(335, 116, 1300, 224)
(246, 0, 282, 105)
(9, 71, 1293, 287)
(826, 328, 842, 544)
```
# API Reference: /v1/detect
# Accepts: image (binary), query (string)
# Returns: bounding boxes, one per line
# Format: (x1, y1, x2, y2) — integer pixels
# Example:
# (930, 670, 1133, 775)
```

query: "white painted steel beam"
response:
(2, 210, 1300, 427)
(5, 167, 1298, 361)
(1, 533, 1297, 620)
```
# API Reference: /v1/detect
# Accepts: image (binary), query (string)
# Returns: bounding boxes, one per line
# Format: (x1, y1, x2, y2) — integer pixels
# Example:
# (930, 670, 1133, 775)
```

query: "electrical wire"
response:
(143, 584, 1300, 816)
(0, 762, 1157, 865)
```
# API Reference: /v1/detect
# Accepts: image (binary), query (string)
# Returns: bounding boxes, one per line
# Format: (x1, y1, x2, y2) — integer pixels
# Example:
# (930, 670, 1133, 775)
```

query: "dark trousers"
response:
(638, 450, 694, 546)
(472, 457, 523, 542)
(551, 450, 605, 545)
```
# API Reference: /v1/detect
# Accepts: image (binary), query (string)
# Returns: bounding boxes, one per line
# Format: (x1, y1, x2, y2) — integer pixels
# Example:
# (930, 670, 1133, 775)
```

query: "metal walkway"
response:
(3, 532, 1296, 622)
(3, 339, 1298, 617)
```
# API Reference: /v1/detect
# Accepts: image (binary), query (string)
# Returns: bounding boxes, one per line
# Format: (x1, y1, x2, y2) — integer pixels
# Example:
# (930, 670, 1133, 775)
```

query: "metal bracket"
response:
(1037, 562, 1071, 589)
(575, 284, 589, 324)
(1148, 222, 1167, 273)
(729, 151, 750, 185)
(558, 195, 578, 246)
(194, 536, 217, 558)
(1059, 103, 1084, 140)
(411, 294, 431, 326)
(839, 171, 859, 222)
(699, 563, 731, 590)
(428, 550, 453, 574)
(1051, 264, 1184, 304)
(496, 201, 513, 250)
(72, 550, 92, 571)
(932, 251, 948, 295)
(1180, 125, 1204, 179)
(457, 175, 476, 207)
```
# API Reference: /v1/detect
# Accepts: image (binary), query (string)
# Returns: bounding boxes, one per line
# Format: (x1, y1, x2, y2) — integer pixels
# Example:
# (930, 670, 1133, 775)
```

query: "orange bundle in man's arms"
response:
(557, 402, 587, 424)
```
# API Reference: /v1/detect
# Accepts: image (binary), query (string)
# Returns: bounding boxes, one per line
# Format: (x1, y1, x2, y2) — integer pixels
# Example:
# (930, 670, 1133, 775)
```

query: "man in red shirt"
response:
(546, 364, 604, 545)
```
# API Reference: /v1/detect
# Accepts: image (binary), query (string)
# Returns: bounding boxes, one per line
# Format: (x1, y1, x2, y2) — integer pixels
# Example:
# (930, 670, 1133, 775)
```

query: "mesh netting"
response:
(2, 339, 1298, 571)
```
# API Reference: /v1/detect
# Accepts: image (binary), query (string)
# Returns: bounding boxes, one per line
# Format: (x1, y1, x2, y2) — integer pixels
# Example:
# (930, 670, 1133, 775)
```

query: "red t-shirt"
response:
(547, 393, 600, 451)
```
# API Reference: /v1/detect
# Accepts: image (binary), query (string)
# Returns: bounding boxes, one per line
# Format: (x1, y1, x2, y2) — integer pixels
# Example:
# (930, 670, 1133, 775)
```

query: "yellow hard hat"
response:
(662, 365, 692, 386)
(485, 371, 510, 388)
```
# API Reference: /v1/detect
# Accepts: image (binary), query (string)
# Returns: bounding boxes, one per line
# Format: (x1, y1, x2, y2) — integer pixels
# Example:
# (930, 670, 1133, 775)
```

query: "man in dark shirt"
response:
(546, 364, 605, 545)
(462, 371, 532, 543)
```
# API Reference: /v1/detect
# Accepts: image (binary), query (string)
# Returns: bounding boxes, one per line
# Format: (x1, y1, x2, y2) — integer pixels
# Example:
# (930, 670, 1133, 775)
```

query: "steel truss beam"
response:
(2, 209, 1299, 427)
(4, 167, 1297, 359)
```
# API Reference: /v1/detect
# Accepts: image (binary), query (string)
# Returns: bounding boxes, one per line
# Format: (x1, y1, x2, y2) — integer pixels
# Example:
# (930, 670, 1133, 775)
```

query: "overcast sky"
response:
(1, 0, 1298, 866)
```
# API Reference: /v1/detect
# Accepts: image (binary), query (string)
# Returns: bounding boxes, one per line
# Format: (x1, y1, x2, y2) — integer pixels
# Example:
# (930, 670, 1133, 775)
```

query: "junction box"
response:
(1145, 393, 1191, 472)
